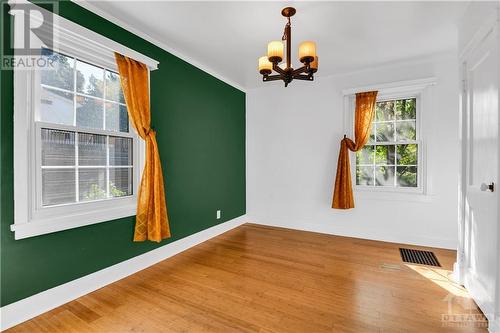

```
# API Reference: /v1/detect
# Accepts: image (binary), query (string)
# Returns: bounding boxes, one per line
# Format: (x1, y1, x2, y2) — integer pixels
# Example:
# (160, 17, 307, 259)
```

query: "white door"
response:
(463, 24, 499, 320)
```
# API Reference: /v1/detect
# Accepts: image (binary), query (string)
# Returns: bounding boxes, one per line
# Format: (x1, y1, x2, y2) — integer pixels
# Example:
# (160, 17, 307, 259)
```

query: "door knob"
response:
(480, 182, 495, 192)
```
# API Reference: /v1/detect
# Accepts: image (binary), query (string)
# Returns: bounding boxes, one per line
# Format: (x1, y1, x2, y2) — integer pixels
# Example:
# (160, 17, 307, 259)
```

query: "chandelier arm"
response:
(292, 74, 314, 81)
(263, 74, 284, 82)
(272, 63, 287, 75)
(291, 65, 311, 76)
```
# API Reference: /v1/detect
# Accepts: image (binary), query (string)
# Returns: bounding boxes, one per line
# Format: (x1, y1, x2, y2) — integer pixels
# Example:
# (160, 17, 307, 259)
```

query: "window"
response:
(11, 1, 158, 239)
(355, 97, 420, 188)
(342, 78, 435, 195)
(39, 49, 133, 207)
(355, 97, 420, 189)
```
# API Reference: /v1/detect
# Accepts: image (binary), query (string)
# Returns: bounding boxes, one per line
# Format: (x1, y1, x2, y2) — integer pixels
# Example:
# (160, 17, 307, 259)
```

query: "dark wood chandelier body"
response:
(259, 7, 318, 87)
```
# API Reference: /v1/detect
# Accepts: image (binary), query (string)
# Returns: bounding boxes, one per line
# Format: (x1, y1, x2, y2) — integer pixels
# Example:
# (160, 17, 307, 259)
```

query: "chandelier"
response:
(258, 7, 318, 87)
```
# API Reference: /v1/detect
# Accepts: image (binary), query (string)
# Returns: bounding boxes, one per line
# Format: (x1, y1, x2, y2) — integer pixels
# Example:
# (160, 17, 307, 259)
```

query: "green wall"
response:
(0, 1, 245, 307)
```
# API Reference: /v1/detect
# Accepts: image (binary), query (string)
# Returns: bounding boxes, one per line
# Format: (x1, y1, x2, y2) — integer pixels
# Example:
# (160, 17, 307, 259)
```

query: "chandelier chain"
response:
(282, 22, 290, 41)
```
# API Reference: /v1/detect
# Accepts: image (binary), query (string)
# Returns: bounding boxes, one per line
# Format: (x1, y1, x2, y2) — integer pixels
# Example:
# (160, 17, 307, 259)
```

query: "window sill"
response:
(354, 187, 433, 203)
(11, 201, 136, 240)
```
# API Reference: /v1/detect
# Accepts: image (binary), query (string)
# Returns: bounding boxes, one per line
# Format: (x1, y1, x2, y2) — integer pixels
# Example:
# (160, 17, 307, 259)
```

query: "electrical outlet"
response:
(216, 210, 221, 219)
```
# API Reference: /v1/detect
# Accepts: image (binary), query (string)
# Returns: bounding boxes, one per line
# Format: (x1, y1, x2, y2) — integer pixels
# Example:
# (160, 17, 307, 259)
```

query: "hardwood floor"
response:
(7, 224, 487, 333)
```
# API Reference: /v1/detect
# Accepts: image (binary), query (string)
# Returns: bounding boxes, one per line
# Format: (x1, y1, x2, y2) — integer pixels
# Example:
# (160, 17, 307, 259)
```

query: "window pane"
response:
(356, 166, 374, 185)
(105, 70, 125, 103)
(106, 103, 129, 132)
(42, 169, 76, 206)
(375, 145, 395, 165)
(109, 137, 133, 166)
(40, 49, 74, 91)
(396, 144, 418, 165)
(79, 168, 107, 201)
(396, 121, 416, 141)
(78, 133, 106, 166)
(76, 60, 104, 97)
(41, 129, 75, 166)
(376, 122, 394, 142)
(397, 166, 418, 187)
(109, 168, 133, 197)
(375, 166, 395, 186)
(76, 95, 104, 129)
(40, 87, 74, 125)
(395, 98, 416, 120)
(376, 101, 394, 121)
(356, 145, 374, 165)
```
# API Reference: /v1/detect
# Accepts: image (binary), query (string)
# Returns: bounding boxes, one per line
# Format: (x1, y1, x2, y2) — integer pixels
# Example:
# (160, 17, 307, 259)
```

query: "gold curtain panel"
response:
(332, 91, 378, 209)
(115, 53, 171, 242)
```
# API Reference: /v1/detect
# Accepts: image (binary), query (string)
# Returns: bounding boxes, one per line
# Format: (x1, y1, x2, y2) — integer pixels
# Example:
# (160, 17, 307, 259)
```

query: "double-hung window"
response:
(344, 79, 435, 194)
(11, 1, 158, 239)
(39, 49, 134, 207)
(355, 97, 420, 189)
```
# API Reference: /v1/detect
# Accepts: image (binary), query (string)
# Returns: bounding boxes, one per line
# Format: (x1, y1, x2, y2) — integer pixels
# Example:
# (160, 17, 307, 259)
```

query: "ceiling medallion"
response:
(258, 7, 318, 87)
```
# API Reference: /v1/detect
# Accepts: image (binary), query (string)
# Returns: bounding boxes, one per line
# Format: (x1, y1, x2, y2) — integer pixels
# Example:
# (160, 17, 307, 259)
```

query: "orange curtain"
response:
(332, 91, 378, 209)
(115, 53, 171, 242)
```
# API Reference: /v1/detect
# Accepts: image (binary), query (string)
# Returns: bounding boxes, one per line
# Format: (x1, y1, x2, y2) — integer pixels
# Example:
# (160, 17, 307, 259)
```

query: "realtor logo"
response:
(441, 293, 488, 328)
(1, 1, 58, 69)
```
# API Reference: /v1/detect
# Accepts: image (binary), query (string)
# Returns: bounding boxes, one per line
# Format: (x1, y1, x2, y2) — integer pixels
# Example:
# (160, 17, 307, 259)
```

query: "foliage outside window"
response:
(39, 49, 134, 206)
(356, 98, 419, 188)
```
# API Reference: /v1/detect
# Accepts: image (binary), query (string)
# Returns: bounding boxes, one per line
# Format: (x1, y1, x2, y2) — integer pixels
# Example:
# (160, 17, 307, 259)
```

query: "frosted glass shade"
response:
(258, 56, 272, 74)
(310, 56, 318, 72)
(299, 41, 316, 63)
(267, 41, 284, 63)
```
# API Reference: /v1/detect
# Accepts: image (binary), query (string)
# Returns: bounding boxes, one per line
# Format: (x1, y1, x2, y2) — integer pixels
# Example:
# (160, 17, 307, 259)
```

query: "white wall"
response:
(246, 52, 459, 249)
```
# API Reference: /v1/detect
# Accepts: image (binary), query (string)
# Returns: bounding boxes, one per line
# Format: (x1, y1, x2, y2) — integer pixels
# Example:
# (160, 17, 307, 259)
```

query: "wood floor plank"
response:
(6, 224, 488, 332)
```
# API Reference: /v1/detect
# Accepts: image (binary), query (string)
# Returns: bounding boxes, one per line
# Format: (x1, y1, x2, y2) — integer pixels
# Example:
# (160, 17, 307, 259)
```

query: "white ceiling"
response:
(81, 1, 468, 90)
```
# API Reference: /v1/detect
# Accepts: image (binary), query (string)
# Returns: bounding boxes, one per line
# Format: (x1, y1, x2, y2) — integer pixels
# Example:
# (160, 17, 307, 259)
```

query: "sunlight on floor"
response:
(405, 264, 470, 298)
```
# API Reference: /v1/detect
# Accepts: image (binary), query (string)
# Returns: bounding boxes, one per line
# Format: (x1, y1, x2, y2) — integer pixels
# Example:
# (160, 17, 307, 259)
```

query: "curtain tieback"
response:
(341, 136, 356, 151)
(144, 127, 156, 137)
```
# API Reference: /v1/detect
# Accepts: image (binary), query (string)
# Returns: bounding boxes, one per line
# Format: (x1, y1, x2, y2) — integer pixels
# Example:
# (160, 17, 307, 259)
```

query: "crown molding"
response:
(70, 0, 246, 92)
(328, 49, 456, 80)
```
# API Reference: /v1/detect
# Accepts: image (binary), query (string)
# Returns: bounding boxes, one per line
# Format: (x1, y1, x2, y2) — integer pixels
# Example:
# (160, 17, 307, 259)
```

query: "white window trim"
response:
(10, 0, 158, 239)
(342, 77, 436, 200)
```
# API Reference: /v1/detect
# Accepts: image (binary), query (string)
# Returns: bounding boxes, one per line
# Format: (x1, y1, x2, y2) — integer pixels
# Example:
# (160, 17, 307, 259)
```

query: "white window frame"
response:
(10, 0, 159, 239)
(342, 78, 436, 197)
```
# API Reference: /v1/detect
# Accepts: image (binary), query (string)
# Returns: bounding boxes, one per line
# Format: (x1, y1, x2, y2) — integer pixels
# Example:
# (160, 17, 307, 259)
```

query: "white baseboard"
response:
(452, 261, 463, 285)
(0, 215, 247, 331)
(250, 218, 457, 250)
